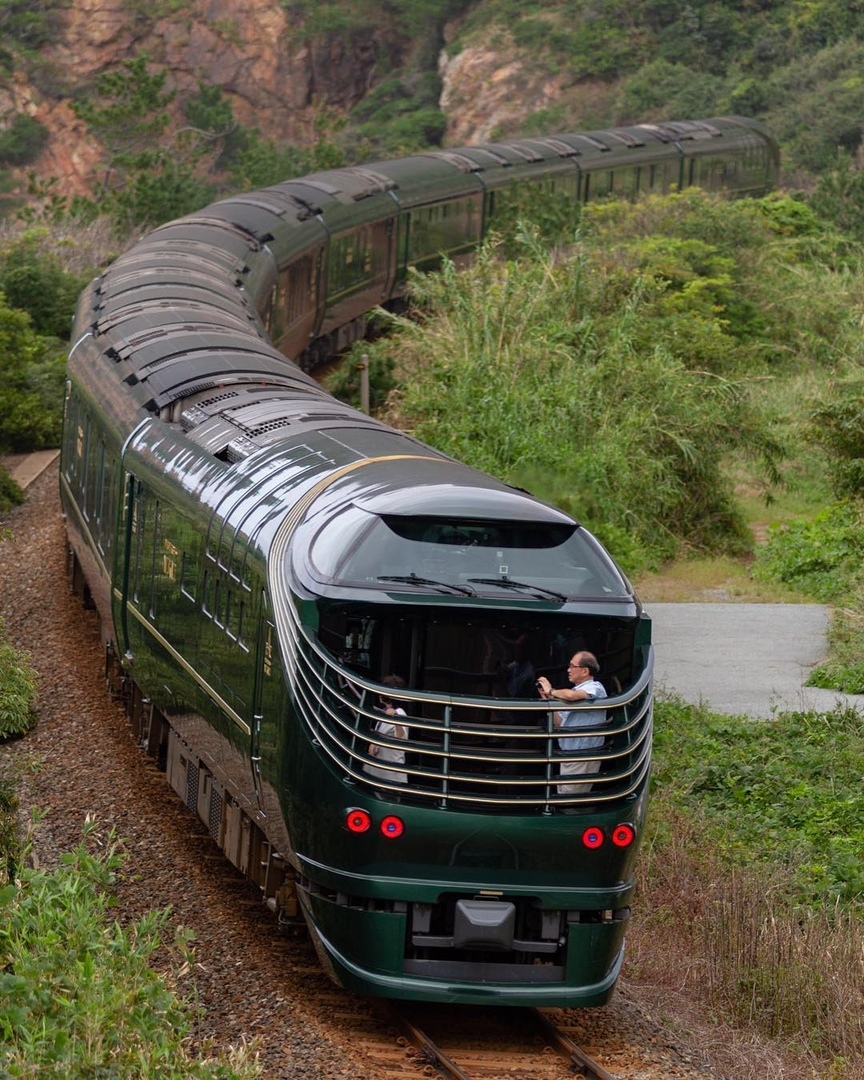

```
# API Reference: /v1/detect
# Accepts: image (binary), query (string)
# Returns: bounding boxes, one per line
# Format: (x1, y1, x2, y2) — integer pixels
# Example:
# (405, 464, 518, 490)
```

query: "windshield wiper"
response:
(466, 576, 568, 601)
(377, 573, 475, 596)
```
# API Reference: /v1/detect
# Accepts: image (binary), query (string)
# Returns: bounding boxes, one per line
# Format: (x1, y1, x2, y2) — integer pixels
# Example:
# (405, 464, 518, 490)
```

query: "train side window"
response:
(91, 442, 106, 549)
(84, 434, 103, 525)
(213, 578, 225, 627)
(99, 451, 118, 557)
(62, 387, 79, 488)
(225, 590, 245, 644)
(148, 502, 162, 619)
(181, 552, 197, 601)
(236, 599, 249, 651)
(130, 479, 146, 606)
(201, 567, 212, 617)
(79, 417, 92, 519)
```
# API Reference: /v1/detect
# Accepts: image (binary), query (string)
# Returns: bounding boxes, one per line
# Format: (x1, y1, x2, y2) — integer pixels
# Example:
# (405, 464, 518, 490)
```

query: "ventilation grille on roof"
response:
(180, 392, 241, 431)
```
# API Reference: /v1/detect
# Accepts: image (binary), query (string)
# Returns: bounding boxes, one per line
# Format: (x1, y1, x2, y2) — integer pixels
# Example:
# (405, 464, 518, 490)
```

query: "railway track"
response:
(375, 1002, 618, 1079)
(1, 460, 728, 1078)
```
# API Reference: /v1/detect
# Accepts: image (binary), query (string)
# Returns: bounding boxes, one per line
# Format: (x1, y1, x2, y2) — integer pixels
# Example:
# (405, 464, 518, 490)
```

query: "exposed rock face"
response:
(1, 3, 590, 198)
(439, 43, 569, 146)
(2, 0, 407, 195)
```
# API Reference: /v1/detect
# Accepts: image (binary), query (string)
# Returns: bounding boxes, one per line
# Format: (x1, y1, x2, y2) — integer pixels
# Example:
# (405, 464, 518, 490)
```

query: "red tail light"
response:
(380, 815, 404, 838)
(581, 826, 604, 849)
(346, 808, 372, 833)
(611, 823, 636, 847)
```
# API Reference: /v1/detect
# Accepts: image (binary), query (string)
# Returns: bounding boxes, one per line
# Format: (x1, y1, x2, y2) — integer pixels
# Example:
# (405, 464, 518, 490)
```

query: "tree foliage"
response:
(0, 230, 86, 339)
(0, 294, 65, 453)
(361, 215, 791, 569)
(0, 0, 64, 53)
(0, 115, 49, 167)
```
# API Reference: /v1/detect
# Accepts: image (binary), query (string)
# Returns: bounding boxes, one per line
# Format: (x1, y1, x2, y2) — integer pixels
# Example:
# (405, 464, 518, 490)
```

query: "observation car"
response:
(60, 115, 777, 1005)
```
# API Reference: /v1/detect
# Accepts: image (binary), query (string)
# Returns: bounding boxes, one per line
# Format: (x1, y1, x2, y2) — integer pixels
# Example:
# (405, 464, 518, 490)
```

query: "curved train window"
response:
(303, 508, 630, 598)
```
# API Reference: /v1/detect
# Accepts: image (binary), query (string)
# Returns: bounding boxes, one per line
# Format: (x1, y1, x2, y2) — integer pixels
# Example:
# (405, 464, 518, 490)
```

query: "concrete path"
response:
(5, 449, 59, 488)
(647, 602, 864, 717)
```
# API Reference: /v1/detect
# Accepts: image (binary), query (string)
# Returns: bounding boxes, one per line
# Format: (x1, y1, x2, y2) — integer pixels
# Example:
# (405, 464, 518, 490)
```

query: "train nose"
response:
(453, 899, 516, 951)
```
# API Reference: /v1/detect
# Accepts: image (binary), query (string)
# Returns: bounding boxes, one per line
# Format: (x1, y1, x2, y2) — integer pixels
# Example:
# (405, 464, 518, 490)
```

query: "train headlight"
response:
(380, 815, 404, 839)
(611, 823, 636, 847)
(346, 808, 372, 833)
(581, 826, 604, 849)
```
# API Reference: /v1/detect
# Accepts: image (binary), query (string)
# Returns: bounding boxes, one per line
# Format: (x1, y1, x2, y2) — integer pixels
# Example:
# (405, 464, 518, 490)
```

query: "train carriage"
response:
(61, 115, 778, 1006)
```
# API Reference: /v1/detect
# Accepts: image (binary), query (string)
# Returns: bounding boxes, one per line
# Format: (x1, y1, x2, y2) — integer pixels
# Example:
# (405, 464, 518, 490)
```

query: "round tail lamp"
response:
(346, 808, 372, 833)
(611, 823, 636, 848)
(380, 815, 404, 838)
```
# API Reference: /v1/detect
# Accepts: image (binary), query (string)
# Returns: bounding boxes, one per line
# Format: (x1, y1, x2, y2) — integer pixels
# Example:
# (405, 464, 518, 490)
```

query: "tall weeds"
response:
(638, 699, 864, 1075)
(637, 821, 864, 1072)
(373, 224, 782, 567)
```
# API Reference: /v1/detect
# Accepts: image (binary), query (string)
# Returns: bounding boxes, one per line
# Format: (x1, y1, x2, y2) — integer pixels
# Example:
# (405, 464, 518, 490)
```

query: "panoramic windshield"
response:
(305, 509, 631, 599)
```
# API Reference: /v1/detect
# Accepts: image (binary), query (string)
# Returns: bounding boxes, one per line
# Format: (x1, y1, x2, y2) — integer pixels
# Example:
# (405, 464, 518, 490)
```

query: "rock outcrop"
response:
(2, 0, 408, 196)
(0, 2, 603, 198)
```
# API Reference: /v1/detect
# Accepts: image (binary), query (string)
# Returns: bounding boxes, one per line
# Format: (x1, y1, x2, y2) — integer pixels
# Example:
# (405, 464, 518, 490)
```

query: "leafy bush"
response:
(325, 342, 398, 411)
(0, 295, 66, 452)
(809, 379, 864, 497)
(229, 133, 345, 191)
(0, 766, 22, 885)
(651, 697, 864, 906)
(0, 617, 37, 739)
(807, 151, 864, 241)
(0, 467, 24, 515)
(754, 501, 864, 601)
(763, 40, 864, 173)
(374, 226, 782, 568)
(618, 59, 726, 119)
(807, 591, 864, 694)
(0, 824, 260, 1077)
(0, 230, 86, 339)
(0, 0, 64, 50)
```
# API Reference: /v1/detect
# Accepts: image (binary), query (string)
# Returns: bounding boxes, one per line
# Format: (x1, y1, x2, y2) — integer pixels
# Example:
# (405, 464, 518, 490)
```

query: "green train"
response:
(61, 116, 778, 1006)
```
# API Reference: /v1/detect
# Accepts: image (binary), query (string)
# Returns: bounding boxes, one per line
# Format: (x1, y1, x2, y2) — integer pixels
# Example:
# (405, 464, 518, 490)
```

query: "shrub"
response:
(376, 228, 781, 568)
(0, 467, 24, 515)
(325, 342, 397, 411)
(0, 764, 23, 884)
(808, 379, 864, 497)
(0, 617, 37, 739)
(0, 296, 66, 453)
(0, 232, 86, 339)
(754, 501, 864, 601)
(651, 698, 864, 906)
(641, 697, 864, 1062)
(0, 823, 260, 1077)
(0, 115, 49, 167)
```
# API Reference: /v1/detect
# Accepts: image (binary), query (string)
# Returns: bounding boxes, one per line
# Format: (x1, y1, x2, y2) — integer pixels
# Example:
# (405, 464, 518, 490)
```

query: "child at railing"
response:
(364, 673, 409, 784)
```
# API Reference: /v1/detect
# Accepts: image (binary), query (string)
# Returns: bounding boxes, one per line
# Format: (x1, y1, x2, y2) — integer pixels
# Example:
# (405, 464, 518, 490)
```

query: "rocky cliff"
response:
(0, 2, 612, 201)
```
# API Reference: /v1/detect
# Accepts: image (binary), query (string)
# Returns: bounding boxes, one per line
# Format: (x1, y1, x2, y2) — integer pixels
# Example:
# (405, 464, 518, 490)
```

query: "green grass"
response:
(651, 697, 864, 906)
(0, 821, 261, 1078)
(638, 696, 864, 1067)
